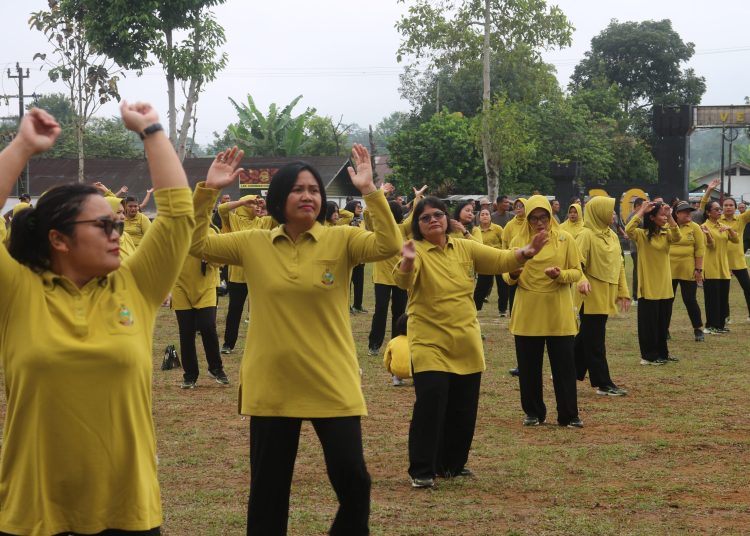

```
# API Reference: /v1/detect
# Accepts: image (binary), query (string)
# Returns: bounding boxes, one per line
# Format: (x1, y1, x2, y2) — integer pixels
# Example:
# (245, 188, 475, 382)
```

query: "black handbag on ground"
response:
(161, 344, 181, 370)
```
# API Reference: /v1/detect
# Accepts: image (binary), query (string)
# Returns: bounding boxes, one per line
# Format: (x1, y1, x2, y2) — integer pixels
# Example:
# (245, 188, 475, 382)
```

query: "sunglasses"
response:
(418, 211, 446, 224)
(72, 217, 125, 237)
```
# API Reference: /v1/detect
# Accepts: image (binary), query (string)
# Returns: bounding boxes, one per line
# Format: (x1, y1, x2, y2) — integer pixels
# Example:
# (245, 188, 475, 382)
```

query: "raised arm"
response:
(700, 179, 720, 212)
(139, 188, 154, 210)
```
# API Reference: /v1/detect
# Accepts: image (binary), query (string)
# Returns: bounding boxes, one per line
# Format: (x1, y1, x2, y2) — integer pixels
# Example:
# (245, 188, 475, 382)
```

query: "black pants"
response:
(175, 307, 224, 382)
(473, 274, 509, 313)
(704, 279, 730, 329)
(574, 306, 613, 388)
(367, 283, 407, 351)
(0, 530, 160, 536)
(408, 371, 481, 479)
(514, 336, 578, 425)
(637, 298, 671, 361)
(247, 416, 370, 536)
(631, 250, 638, 300)
(667, 279, 703, 329)
(224, 282, 248, 349)
(351, 264, 365, 309)
(731, 268, 750, 317)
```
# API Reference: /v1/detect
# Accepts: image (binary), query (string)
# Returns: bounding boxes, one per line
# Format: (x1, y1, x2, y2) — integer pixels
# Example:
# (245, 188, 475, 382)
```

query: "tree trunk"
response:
(165, 29, 177, 148)
(368, 124, 378, 182)
(77, 119, 85, 183)
(480, 0, 499, 201)
(177, 78, 199, 161)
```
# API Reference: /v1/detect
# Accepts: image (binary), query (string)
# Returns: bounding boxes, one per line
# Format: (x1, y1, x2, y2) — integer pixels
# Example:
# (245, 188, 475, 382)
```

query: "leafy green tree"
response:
(39, 117, 142, 159)
(396, 0, 573, 200)
(30, 93, 77, 125)
(387, 111, 485, 195)
(69, 0, 228, 159)
(30, 1, 123, 182)
(301, 115, 352, 157)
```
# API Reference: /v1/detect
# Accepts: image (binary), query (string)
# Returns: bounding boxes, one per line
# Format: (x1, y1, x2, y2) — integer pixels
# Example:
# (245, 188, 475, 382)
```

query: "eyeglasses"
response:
(418, 211, 446, 224)
(72, 217, 125, 237)
(527, 214, 550, 224)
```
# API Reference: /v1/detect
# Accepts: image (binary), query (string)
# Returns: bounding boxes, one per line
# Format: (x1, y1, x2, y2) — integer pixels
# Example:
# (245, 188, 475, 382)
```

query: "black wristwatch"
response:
(139, 123, 163, 140)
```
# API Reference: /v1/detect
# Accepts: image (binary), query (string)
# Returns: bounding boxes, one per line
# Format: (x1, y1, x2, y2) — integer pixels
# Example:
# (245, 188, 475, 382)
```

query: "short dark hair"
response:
(325, 201, 339, 222)
(411, 196, 450, 240)
(723, 196, 737, 208)
(644, 202, 664, 240)
(388, 200, 404, 224)
(9, 183, 99, 273)
(266, 161, 327, 224)
(633, 197, 645, 209)
(394, 313, 408, 337)
(19, 193, 31, 201)
(496, 195, 508, 204)
(124, 196, 139, 205)
(702, 200, 720, 223)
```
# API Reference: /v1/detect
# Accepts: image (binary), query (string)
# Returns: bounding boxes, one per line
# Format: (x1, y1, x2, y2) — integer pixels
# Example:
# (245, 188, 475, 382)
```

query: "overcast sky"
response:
(1, 0, 748, 146)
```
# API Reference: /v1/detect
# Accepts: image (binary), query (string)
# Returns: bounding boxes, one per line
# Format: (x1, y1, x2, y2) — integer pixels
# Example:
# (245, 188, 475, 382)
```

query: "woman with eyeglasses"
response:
(700, 199, 738, 334)
(395, 196, 546, 488)
(505, 196, 583, 427)
(625, 201, 682, 365)
(0, 102, 193, 535)
(190, 144, 400, 535)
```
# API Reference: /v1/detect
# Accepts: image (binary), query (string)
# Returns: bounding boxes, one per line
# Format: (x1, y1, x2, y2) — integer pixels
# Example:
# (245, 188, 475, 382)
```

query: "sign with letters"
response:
(239, 168, 278, 189)
(694, 106, 750, 128)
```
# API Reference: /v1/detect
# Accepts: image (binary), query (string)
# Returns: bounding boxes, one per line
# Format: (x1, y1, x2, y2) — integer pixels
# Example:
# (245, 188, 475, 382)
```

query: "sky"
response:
(1, 0, 748, 147)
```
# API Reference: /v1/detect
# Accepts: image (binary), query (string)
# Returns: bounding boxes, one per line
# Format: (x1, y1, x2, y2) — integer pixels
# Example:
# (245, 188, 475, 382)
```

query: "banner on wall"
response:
(239, 168, 278, 189)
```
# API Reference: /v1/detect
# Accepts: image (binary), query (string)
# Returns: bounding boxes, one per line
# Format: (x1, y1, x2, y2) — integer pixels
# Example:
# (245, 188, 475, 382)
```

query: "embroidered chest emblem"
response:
(118, 304, 134, 326)
(321, 268, 335, 286)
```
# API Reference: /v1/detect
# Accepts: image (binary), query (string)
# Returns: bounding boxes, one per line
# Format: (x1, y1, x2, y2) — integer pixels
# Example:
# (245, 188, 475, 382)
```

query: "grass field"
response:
(6, 256, 750, 535)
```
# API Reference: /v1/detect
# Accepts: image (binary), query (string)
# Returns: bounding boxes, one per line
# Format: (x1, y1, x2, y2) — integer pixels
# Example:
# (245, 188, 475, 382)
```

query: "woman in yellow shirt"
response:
(473, 207, 506, 312)
(700, 199, 739, 333)
(345, 200, 368, 313)
(573, 196, 630, 397)
(559, 203, 584, 238)
(625, 201, 681, 364)
(190, 144, 400, 535)
(502, 198, 526, 314)
(123, 195, 151, 246)
(506, 195, 583, 427)
(449, 199, 483, 242)
(395, 196, 545, 488)
(0, 103, 193, 535)
(666, 201, 706, 341)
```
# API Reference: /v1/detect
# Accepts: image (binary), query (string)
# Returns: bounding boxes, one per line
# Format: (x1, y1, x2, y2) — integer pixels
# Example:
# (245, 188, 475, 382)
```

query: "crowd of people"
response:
(0, 102, 749, 535)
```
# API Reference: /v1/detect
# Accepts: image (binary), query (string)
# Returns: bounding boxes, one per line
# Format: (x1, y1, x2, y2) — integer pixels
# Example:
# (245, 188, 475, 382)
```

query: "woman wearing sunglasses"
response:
(0, 102, 193, 535)
(395, 197, 546, 488)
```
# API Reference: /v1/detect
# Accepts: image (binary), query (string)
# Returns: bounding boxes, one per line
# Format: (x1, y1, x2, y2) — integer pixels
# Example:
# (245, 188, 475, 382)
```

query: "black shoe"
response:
(351, 306, 368, 314)
(208, 369, 229, 385)
(523, 415, 543, 426)
(180, 380, 196, 389)
(509, 367, 520, 377)
(221, 345, 233, 354)
(564, 418, 584, 429)
(694, 329, 705, 342)
(411, 477, 435, 489)
(367, 346, 380, 356)
(596, 384, 626, 396)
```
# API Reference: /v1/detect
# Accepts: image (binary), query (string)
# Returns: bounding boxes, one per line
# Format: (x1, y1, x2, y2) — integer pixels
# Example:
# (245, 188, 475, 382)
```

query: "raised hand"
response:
(401, 239, 416, 261)
(347, 144, 375, 195)
(708, 178, 721, 190)
(206, 146, 245, 190)
(92, 181, 109, 194)
(544, 266, 561, 279)
(380, 182, 395, 195)
(413, 184, 428, 197)
(524, 229, 548, 258)
(146, 187, 155, 194)
(15, 108, 61, 155)
(120, 101, 159, 133)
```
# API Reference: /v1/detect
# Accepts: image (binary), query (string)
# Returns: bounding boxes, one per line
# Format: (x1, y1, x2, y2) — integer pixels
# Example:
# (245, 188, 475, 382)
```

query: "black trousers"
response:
(367, 283, 407, 350)
(351, 264, 365, 309)
(514, 336, 578, 425)
(247, 416, 370, 536)
(408, 371, 481, 479)
(175, 307, 224, 382)
(667, 279, 703, 329)
(473, 274, 509, 313)
(704, 279, 730, 329)
(224, 281, 248, 349)
(731, 268, 750, 317)
(574, 306, 613, 388)
(0, 530, 160, 536)
(631, 250, 638, 300)
(637, 298, 671, 361)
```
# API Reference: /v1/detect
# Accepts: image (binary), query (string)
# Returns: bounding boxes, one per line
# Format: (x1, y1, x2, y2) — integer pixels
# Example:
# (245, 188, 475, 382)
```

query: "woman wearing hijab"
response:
(395, 196, 545, 488)
(502, 198, 527, 317)
(573, 196, 631, 396)
(700, 200, 738, 334)
(449, 200, 482, 242)
(625, 201, 682, 364)
(559, 203, 584, 239)
(506, 195, 583, 427)
(667, 201, 706, 342)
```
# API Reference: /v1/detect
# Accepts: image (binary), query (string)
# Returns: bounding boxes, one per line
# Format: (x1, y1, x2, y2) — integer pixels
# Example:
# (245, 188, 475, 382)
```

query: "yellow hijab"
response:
(579, 196, 621, 284)
(235, 194, 258, 220)
(104, 196, 124, 213)
(559, 203, 584, 238)
(12, 202, 31, 216)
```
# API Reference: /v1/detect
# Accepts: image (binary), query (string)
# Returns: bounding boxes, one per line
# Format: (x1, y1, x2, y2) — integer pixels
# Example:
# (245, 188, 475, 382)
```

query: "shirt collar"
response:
(422, 236, 455, 251)
(41, 270, 108, 293)
(271, 221, 325, 244)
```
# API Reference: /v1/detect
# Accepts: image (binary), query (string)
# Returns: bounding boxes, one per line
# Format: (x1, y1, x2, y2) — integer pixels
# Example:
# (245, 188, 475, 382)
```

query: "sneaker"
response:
(392, 376, 406, 387)
(694, 329, 705, 342)
(499, 311, 507, 317)
(509, 367, 520, 377)
(716, 327, 730, 333)
(611, 385, 628, 395)
(565, 418, 584, 429)
(596, 385, 626, 396)
(726, 317, 732, 325)
(180, 380, 196, 389)
(367, 346, 380, 356)
(666, 355, 679, 362)
(632, 299, 638, 306)
(456, 468, 474, 477)
(208, 369, 229, 385)
(640, 358, 666, 366)
(411, 477, 435, 489)
(351, 306, 368, 314)
(221, 345, 233, 354)
(523, 415, 543, 426)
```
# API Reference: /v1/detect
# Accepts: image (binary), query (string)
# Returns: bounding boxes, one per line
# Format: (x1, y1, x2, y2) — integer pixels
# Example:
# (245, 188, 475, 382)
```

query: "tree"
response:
(70, 0, 228, 160)
(30, 92, 77, 125)
(224, 94, 316, 157)
(30, 0, 122, 182)
(303, 115, 353, 157)
(396, 0, 573, 200)
(387, 111, 485, 195)
(39, 116, 143, 159)
(570, 20, 706, 118)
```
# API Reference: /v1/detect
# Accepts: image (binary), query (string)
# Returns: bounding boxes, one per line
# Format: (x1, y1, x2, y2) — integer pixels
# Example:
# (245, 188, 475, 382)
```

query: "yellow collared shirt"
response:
(669, 221, 706, 281)
(625, 216, 681, 299)
(124, 211, 152, 247)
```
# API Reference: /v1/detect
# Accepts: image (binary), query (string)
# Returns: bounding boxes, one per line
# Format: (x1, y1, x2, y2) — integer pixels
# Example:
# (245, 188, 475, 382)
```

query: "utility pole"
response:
(1, 63, 36, 196)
